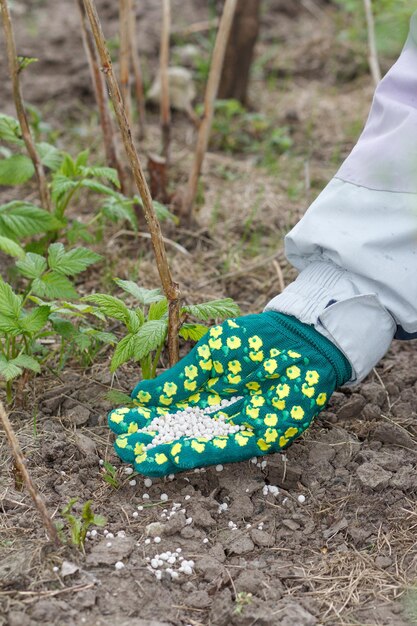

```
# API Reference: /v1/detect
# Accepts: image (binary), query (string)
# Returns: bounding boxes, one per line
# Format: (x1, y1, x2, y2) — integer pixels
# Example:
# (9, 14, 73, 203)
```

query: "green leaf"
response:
(48, 243, 102, 276)
(0, 114, 23, 145)
(32, 271, 78, 300)
(0, 154, 35, 185)
(80, 165, 120, 188)
(82, 328, 117, 344)
(83, 294, 130, 323)
(126, 309, 142, 334)
(132, 320, 168, 361)
(101, 196, 138, 230)
(0, 278, 22, 318)
(75, 150, 89, 169)
(0, 356, 22, 381)
(50, 316, 77, 339)
(179, 323, 209, 341)
(182, 298, 240, 322)
(51, 173, 78, 202)
(110, 333, 137, 372)
(0, 201, 60, 239)
(12, 354, 41, 374)
(37, 142, 63, 171)
(16, 252, 47, 279)
(0, 236, 25, 258)
(153, 199, 179, 225)
(81, 179, 120, 198)
(19, 305, 51, 334)
(114, 279, 163, 305)
(104, 389, 134, 405)
(0, 313, 21, 335)
(148, 298, 168, 321)
(18, 56, 38, 72)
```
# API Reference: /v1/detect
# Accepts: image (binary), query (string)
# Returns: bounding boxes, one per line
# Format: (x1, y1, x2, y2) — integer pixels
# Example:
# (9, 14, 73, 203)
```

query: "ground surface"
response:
(0, 1, 416, 626)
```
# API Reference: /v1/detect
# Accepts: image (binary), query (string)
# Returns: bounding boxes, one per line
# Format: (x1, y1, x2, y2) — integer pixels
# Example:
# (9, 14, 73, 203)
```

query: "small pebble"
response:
(115, 561, 125, 570)
(184, 495, 191, 501)
(203, 538, 209, 544)
(137, 505, 144, 511)
(52, 566, 59, 573)
(154, 537, 161, 544)
(298, 495, 306, 504)
(168, 474, 175, 481)
(107, 542, 112, 547)
(90, 529, 97, 538)
(107, 533, 114, 539)
(132, 511, 139, 518)
(142, 493, 150, 500)
(176, 548, 182, 553)
(144, 478, 153, 487)
(124, 467, 133, 475)
(216, 464, 223, 472)
(129, 480, 137, 486)
(99, 459, 104, 466)
(103, 529, 108, 536)
(117, 531, 126, 538)
(145, 538, 151, 545)
(185, 517, 193, 525)
(160, 493, 169, 501)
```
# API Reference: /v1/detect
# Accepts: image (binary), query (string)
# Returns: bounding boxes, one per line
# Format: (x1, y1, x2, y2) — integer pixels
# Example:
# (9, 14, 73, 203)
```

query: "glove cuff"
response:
(264, 261, 396, 384)
(262, 310, 352, 388)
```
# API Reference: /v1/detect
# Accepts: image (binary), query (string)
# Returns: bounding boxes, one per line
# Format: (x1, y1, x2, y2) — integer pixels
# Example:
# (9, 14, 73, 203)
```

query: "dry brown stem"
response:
(160, 0, 171, 160)
(0, 401, 60, 545)
(0, 0, 51, 211)
(82, 0, 181, 365)
(76, 0, 126, 191)
(128, 0, 146, 138)
(363, 0, 381, 85)
(183, 0, 238, 219)
(119, 0, 132, 126)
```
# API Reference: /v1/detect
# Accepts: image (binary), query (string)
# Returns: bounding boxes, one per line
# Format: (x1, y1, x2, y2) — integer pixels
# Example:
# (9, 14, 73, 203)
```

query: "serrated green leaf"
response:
(32, 271, 78, 300)
(0, 355, 22, 381)
(19, 305, 51, 334)
(37, 142, 63, 171)
(16, 252, 47, 279)
(114, 279, 163, 305)
(0, 114, 23, 145)
(126, 309, 142, 334)
(74, 333, 92, 351)
(110, 333, 137, 371)
(0, 278, 22, 318)
(50, 315, 77, 339)
(101, 196, 138, 230)
(81, 179, 120, 198)
(0, 313, 21, 335)
(182, 298, 240, 322)
(12, 354, 41, 374)
(132, 320, 168, 361)
(75, 150, 89, 169)
(0, 201, 60, 239)
(148, 298, 168, 321)
(80, 165, 120, 188)
(48, 243, 102, 276)
(104, 389, 134, 405)
(82, 328, 117, 344)
(0, 236, 25, 258)
(83, 294, 130, 323)
(153, 199, 178, 224)
(51, 173, 78, 202)
(179, 323, 209, 341)
(0, 154, 35, 185)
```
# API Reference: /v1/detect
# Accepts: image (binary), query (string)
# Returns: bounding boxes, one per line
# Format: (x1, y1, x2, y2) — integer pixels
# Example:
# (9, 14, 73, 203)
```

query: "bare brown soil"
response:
(0, 2, 416, 626)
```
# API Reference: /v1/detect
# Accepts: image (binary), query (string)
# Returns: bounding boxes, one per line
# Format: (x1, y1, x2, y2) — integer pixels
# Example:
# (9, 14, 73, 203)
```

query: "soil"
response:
(1, 2, 416, 626)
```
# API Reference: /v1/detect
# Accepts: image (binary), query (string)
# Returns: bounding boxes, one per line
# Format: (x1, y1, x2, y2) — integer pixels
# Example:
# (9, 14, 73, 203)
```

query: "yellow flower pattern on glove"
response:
(227, 336, 242, 349)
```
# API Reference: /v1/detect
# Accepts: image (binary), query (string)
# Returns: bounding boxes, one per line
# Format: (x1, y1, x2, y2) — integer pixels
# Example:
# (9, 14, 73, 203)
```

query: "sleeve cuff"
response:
(264, 261, 396, 384)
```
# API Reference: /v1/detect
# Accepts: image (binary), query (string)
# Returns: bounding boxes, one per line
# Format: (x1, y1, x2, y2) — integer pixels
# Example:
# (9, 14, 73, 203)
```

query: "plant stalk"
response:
(119, 0, 132, 126)
(128, 0, 146, 138)
(160, 0, 171, 160)
(76, 0, 126, 191)
(0, 0, 51, 212)
(0, 400, 60, 544)
(182, 0, 238, 219)
(363, 0, 381, 85)
(82, 0, 181, 365)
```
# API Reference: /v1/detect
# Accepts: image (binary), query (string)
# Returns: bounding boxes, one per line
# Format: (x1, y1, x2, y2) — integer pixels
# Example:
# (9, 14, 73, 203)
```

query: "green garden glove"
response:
(108, 311, 351, 477)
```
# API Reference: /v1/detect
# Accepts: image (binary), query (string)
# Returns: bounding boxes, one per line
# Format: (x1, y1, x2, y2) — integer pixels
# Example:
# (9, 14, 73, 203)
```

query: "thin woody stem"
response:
(82, 0, 180, 365)
(128, 0, 146, 139)
(76, 0, 126, 192)
(183, 0, 237, 219)
(363, 0, 381, 86)
(0, 0, 51, 212)
(0, 401, 60, 545)
(160, 0, 171, 160)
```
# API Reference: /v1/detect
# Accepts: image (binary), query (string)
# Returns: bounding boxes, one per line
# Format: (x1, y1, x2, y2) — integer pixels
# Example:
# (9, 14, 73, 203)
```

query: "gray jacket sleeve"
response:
(265, 11, 417, 384)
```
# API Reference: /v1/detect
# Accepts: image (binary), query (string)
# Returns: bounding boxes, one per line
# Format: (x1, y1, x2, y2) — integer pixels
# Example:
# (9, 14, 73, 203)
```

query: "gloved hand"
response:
(108, 311, 351, 477)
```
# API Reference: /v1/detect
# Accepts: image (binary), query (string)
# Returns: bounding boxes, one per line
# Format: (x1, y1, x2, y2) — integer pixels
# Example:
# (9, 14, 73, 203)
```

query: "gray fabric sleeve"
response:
(265, 11, 417, 384)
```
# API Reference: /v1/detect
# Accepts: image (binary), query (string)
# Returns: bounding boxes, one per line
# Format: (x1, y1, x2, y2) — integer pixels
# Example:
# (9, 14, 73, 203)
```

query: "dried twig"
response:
(76, 0, 125, 190)
(0, 401, 60, 545)
(0, 0, 51, 211)
(119, 0, 132, 125)
(160, 0, 171, 160)
(363, 0, 381, 85)
(82, 0, 181, 365)
(128, 0, 146, 138)
(183, 0, 238, 219)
